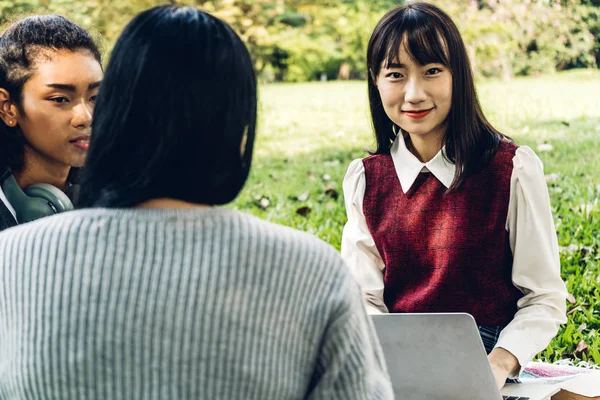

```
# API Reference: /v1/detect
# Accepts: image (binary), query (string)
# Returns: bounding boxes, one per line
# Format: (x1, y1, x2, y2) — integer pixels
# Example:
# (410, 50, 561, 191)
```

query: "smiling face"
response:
(15, 48, 103, 171)
(376, 42, 452, 142)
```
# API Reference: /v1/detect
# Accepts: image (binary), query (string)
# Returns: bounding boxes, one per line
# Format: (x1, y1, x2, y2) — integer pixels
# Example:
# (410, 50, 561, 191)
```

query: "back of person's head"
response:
(78, 6, 257, 208)
(367, 2, 502, 189)
(0, 14, 101, 174)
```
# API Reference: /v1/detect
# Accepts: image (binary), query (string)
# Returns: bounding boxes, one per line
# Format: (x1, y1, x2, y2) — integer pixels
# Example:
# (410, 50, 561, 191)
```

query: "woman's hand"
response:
(488, 347, 520, 390)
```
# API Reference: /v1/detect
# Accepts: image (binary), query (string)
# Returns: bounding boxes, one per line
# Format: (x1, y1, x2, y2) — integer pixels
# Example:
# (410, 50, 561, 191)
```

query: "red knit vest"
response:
(362, 140, 523, 326)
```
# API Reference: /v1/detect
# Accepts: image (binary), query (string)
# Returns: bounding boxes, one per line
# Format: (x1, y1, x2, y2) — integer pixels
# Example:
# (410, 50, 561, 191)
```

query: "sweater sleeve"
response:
(307, 265, 394, 400)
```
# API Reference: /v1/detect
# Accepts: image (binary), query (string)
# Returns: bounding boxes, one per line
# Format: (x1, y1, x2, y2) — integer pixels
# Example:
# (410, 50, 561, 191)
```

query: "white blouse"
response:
(341, 135, 568, 374)
(0, 186, 17, 220)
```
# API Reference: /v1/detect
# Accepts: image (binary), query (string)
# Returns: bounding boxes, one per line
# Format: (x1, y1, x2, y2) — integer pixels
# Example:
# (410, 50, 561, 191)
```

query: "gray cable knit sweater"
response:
(0, 208, 393, 400)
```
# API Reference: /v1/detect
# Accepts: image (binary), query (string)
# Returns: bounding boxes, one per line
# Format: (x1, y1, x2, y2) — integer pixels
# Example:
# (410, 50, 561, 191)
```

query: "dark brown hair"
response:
(367, 2, 506, 190)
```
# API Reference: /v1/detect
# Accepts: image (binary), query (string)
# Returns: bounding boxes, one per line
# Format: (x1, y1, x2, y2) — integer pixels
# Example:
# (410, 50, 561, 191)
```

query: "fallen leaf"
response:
(567, 305, 582, 316)
(561, 244, 579, 254)
(322, 174, 331, 181)
(537, 143, 553, 152)
(324, 188, 339, 200)
(561, 351, 575, 360)
(545, 173, 560, 183)
(578, 323, 587, 332)
(580, 246, 595, 258)
(574, 339, 589, 357)
(296, 206, 311, 217)
(567, 293, 577, 304)
(260, 198, 270, 210)
(297, 192, 309, 202)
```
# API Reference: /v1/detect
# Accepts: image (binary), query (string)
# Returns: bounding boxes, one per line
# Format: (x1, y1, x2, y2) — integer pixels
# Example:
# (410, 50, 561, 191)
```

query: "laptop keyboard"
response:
(502, 396, 530, 400)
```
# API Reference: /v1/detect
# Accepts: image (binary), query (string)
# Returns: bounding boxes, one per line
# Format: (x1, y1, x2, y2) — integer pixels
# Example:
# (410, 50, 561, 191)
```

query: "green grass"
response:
(231, 69, 600, 365)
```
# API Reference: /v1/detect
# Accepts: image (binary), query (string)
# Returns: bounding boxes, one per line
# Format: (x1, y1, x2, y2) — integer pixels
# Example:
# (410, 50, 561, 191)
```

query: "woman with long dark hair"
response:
(0, 6, 392, 399)
(341, 2, 567, 389)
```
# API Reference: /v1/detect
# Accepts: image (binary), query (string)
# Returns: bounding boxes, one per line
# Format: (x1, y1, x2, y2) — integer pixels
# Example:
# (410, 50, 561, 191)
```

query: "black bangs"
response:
(367, 2, 504, 189)
(368, 6, 450, 79)
(383, 13, 449, 70)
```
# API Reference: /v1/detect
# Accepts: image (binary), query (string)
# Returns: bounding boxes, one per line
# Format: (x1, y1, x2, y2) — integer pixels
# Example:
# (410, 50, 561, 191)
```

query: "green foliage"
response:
(202, 0, 598, 80)
(435, 0, 597, 78)
(0, 0, 597, 81)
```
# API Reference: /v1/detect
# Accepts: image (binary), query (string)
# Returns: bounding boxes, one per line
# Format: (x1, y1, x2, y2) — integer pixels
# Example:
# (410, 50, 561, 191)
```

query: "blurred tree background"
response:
(1, 0, 598, 81)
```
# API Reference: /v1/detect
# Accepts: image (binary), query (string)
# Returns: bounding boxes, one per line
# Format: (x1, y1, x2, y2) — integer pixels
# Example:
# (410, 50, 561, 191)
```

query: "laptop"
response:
(371, 313, 560, 400)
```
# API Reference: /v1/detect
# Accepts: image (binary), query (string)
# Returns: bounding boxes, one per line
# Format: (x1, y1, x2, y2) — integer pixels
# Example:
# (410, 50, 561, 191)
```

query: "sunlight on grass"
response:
(256, 69, 600, 159)
(256, 81, 372, 157)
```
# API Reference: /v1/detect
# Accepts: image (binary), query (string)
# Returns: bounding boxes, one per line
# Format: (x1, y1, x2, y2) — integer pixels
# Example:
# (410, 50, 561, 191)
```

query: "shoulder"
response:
(513, 145, 543, 170)
(343, 159, 365, 188)
(0, 209, 100, 243)
(512, 145, 546, 183)
(235, 212, 356, 287)
(222, 214, 368, 331)
(362, 153, 393, 170)
(0, 210, 97, 269)
(345, 158, 365, 175)
(342, 159, 367, 206)
(497, 138, 519, 154)
(360, 153, 395, 189)
(492, 138, 519, 167)
(239, 212, 344, 264)
(484, 138, 523, 178)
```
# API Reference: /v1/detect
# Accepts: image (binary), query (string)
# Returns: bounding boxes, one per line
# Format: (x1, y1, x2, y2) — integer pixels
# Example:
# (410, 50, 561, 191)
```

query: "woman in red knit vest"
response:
(341, 2, 568, 390)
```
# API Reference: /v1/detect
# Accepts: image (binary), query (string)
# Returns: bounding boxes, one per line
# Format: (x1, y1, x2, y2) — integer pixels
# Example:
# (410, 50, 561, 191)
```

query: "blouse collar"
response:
(390, 133, 456, 193)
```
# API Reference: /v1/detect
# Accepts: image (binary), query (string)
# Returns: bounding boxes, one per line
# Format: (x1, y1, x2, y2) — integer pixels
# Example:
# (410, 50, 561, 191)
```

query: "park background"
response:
(2, 0, 600, 366)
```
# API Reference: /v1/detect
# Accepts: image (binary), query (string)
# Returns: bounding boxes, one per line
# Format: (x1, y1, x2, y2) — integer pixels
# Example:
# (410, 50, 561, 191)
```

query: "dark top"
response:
(0, 198, 17, 232)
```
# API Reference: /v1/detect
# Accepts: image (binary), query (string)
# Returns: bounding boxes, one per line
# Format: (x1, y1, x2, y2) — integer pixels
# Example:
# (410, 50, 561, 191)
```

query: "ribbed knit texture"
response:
(0, 208, 392, 400)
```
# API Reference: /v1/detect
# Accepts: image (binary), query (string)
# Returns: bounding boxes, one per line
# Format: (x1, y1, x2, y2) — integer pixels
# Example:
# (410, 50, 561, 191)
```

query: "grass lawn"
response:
(231, 69, 600, 365)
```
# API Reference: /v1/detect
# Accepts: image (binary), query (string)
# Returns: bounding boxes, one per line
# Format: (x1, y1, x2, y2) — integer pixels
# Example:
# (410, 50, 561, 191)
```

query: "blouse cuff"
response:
(494, 329, 537, 378)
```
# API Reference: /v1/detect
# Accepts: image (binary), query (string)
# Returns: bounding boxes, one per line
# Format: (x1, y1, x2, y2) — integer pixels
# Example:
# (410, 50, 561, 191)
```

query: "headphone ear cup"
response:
(24, 184, 74, 213)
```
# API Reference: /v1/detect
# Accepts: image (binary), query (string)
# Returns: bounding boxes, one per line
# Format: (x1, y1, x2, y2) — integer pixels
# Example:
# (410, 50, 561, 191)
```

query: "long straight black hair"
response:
(367, 2, 505, 191)
(78, 5, 257, 207)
